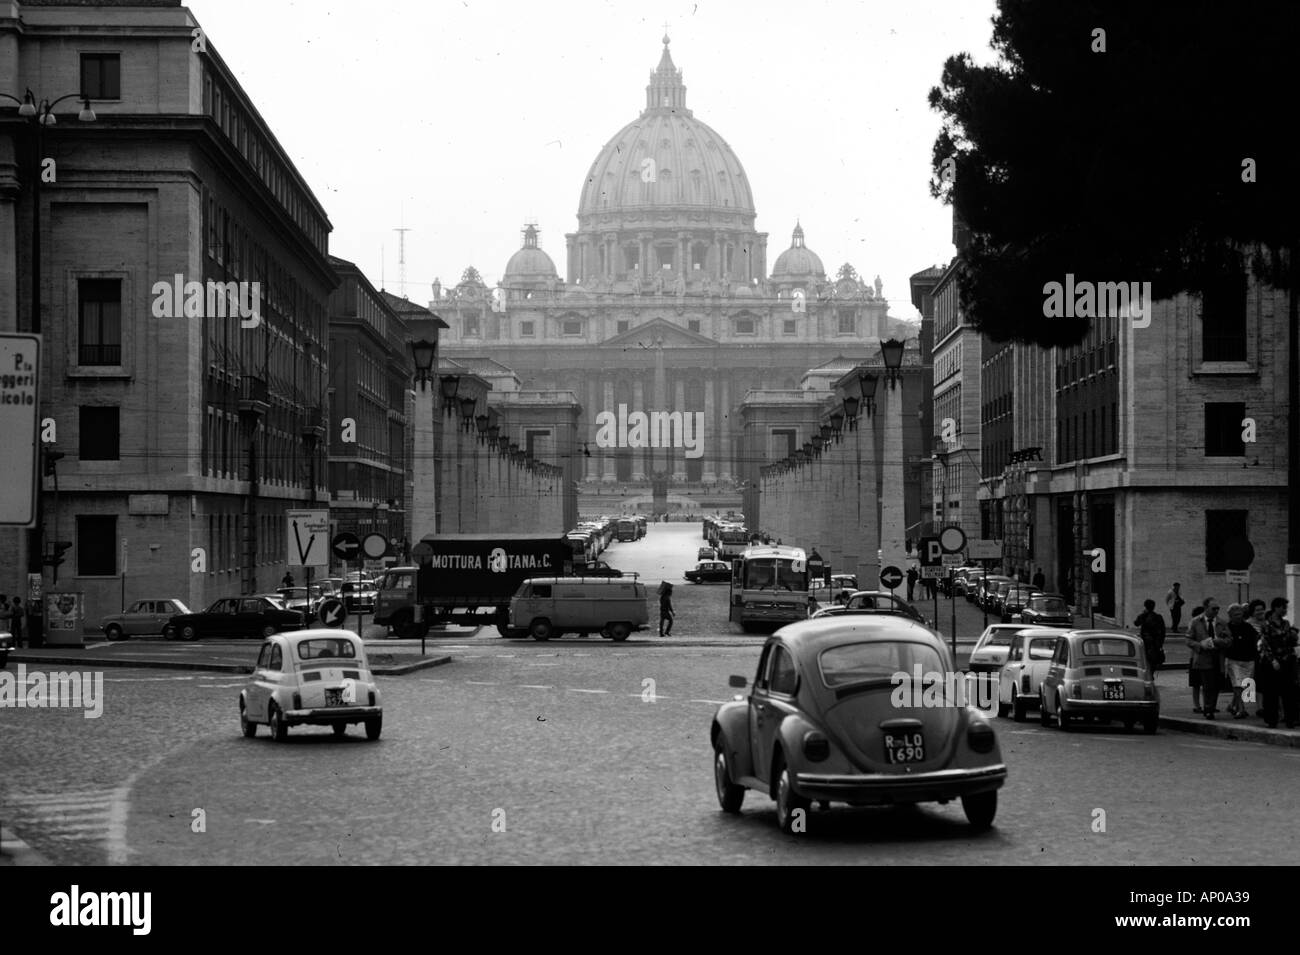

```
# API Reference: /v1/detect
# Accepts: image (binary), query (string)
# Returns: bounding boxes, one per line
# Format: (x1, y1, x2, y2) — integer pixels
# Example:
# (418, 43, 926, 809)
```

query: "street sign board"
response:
(331, 532, 361, 562)
(318, 598, 347, 627)
(940, 554, 964, 568)
(362, 532, 390, 560)
(919, 535, 941, 566)
(0, 333, 41, 526)
(1225, 569, 1250, 585)
(939, 526, 966, 554)
(880, 565, 904, 589)
(286, 509, 330, 568)
(920, 565, 946, 579)
(967, 539, 1002, 560)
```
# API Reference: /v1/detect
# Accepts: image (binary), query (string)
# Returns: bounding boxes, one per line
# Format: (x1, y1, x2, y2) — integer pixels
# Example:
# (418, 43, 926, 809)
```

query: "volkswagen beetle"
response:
(239, 629, 382, 741)
(711, 616, 1007, 833)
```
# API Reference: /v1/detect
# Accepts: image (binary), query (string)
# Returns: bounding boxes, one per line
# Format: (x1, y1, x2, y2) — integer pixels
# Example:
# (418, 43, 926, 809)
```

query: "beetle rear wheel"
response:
(774, 757, 810, 834)
(713, 742, 745, 813)
(961, 790, 997, 830)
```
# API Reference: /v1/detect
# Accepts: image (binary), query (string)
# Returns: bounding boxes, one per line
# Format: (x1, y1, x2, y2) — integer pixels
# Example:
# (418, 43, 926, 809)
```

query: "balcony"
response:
(238, 374, 271, 419)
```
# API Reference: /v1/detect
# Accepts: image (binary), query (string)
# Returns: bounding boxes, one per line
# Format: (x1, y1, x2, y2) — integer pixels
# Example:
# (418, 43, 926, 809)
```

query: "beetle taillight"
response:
(803, 732, 829, 762)
(967, 720, 996, 753)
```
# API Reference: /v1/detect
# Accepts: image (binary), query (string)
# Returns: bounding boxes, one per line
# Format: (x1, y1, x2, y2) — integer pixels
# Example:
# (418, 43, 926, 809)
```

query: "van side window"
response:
(531, 585, 552, 598)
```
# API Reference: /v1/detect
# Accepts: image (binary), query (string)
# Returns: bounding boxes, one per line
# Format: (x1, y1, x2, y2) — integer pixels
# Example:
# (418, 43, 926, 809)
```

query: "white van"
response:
(508, 577, 649, 641)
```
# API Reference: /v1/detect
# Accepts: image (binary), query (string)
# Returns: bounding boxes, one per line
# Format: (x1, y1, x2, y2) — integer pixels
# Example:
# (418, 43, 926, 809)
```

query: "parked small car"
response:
(100, 599, 193, 641)
(571, 560, 624, 578)
(698, 547, 719, 561)
(239, 629, 382, 741)
(1039, 630, 1158, 733)
(341, 576, 378, 613)
(711, 616, 1007, 832)
(975, 576, 1015, 611)
(997, 629, 1062, 721)
(1017, 593, 1073, 627)
(841, 591, 928, 625)
(685, 560, 732, 583)
(969, 624, 1035, 674)
(1000, 586, 1042, 623)
(166, 596, 308, 641)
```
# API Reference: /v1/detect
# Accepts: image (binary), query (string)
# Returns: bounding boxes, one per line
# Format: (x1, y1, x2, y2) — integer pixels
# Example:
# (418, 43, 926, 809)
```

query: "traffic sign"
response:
(0, 334, 40, 526)
(919, 535, 941, 566)
(331, 532, 361, 562)
(1222, 537, 1255, 569)
(317, 598, 347, 627)
(967, 539, 1001, 560)
(411, 541, 434, 563)
(941, 554, 964, 568)
(880, 565, 904, 589)
(939, 526, 966, 554)
(920, 566, 946, 579)
(362, 533, 389, 560)
(1225, 569, 1250, 585)
(286, 509, 329, 568)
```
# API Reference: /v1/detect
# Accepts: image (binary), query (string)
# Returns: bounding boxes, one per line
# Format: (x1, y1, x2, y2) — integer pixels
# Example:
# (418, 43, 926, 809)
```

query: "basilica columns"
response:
(703, 379, 718, 483)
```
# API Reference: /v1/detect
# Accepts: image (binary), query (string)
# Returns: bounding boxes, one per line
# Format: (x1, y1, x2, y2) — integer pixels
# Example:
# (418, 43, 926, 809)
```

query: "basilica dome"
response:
(771, 222, 826, 280)
(577, 36, 755, 219)
(503, 224, 558, 286)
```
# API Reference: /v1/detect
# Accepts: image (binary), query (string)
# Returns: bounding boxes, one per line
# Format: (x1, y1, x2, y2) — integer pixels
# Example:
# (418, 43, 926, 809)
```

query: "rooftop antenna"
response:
(394, 226, 413, 299)
(380, 242, 385, 291)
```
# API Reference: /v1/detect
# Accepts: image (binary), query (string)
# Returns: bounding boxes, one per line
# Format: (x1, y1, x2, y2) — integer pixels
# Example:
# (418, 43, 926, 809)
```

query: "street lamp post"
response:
(879, 340, 908, 581)
(410, 340, 438, 541)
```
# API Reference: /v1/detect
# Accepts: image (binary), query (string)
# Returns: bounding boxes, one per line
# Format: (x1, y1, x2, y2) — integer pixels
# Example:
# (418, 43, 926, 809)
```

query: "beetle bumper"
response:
(794, 763, 1007, 804)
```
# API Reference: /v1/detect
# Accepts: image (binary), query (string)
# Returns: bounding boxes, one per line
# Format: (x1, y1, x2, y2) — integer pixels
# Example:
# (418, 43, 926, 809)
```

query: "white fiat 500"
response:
(239, 629, 382, 741)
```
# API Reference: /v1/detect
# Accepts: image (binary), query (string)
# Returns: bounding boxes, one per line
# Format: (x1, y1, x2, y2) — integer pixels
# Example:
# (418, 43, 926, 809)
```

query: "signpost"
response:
(317, 598, 347, 628)
(0, 334, 40, 527)
(1222, 537, 1255, 605)
(880, 564, 904, 602)
(1225, 569, 1250, 604)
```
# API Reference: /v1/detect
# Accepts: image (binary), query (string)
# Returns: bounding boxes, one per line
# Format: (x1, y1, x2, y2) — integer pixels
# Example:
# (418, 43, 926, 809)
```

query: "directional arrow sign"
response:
(331, 532, 361, 562)
(287, 509, 329, 568)
(362, 532, 390, 560)
(317, 598, 347, 627)
(880, 565, 904, 590)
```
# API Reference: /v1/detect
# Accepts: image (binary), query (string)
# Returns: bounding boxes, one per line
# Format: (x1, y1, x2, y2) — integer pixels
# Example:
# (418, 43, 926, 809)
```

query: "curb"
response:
(1157, 715, 1300, 747)
(371, 655, 452, 675)
(0, 826, 53, 866)
(9, 653, 251, 674)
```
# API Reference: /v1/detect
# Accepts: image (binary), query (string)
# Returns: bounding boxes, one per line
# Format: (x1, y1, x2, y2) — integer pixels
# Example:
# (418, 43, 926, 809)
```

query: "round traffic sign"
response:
(411, 541, 434, 562)
(939, 526, 967, 554)
(1222, 535, 1255, 569)
(331, 532, 361, 562)
(880, 565, 904, 589)
(318, 598, 347, 627)
(362, 532, 389, 560)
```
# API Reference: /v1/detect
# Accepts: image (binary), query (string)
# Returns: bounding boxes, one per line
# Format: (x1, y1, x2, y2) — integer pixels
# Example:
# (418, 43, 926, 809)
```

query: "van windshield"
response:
(379, 571, 413, 592)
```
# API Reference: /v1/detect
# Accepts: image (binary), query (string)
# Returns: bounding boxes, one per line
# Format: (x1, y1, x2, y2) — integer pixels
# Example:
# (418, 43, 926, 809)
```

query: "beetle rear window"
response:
(1080, 638, 1136, 658)
(297, 638, 358, 660)
(819, 641, 944, 687)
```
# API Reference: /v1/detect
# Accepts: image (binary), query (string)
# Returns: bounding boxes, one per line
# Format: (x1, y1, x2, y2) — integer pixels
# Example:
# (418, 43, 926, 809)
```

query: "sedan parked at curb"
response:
(1016, 593, 1074, 627)
(711, 616, 1007, 833)
(239, 630, 382, 741)
(100, 599, 192, 641)
(1040, 630, 1158, 733)
(997, 629, 1063, 721)
(841, 591, 928, 625)
(685, 560, 732, 583)
(969, 624, 1035, 674)
(166, 596, 308, 641)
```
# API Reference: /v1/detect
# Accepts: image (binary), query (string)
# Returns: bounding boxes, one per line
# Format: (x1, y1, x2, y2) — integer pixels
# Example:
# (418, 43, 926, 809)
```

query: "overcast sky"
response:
(188, 0, 999, 319)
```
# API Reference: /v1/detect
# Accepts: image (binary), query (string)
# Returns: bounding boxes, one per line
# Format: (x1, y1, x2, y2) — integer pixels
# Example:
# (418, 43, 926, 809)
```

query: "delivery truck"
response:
(374, 534, 573, 638)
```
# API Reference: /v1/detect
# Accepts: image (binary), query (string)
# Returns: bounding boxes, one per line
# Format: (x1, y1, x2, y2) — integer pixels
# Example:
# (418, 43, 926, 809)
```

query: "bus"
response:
(717, 525, 750, 560)
(728, 545, 812, 632)
(616, 518, 638, 542)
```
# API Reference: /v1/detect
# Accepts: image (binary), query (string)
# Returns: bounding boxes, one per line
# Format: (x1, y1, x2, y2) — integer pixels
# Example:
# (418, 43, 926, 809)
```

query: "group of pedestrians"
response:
(0, 594, 27, 647)
(1141, 585, 1299, 727)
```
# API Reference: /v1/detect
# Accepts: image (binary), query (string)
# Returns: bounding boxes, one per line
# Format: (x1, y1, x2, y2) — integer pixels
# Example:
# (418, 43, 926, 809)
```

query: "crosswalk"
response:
(2, 785, 128, 863)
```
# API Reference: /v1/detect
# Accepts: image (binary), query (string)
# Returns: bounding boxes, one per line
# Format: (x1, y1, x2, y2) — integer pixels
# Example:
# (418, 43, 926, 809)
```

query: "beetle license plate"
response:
(1103, 681, 1125, 700)
(325, 688, 344, 706)
(883, 731, 925, 764)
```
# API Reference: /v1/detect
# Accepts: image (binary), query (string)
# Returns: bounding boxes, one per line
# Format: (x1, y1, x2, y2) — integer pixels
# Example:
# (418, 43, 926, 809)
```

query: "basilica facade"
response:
(435, 36, 918, 489)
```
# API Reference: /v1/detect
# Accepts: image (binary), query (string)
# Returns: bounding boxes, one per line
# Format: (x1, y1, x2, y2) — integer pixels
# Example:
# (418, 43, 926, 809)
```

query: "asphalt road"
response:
(4, 523, 1298, 865)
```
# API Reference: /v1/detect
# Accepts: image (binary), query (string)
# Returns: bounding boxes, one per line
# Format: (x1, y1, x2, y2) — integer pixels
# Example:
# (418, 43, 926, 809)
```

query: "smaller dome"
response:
(502, 223, 558, 284)
(771, 221, 825, 279)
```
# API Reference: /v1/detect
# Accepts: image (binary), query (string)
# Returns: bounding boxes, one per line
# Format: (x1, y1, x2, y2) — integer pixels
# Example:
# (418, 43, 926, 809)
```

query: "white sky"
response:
(187, 0, 1000, 319)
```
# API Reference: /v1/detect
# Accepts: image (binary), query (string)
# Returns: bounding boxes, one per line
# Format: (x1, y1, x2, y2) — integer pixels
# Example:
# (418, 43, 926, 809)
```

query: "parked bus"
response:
(616, 517, 638, 542)
(717, 525, 750, 560)
(728, 544, 812, 632)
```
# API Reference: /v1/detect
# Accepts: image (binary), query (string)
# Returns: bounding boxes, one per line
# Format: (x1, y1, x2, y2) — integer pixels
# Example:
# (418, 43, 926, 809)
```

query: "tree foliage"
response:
(928, 0, 1300, 346)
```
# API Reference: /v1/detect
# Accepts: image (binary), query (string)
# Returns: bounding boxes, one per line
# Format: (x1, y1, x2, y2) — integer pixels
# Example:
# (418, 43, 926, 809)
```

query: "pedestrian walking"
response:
(658, 581, 675, 637)
(1166, 582, 1185, 633)
(1256, 597, 1299, 728)
(1031, 567, 1045, 590)
(1187, 598, 1229, 718)
(1133, 598, 1166, 673)
(281, 571, 295, 588)
(1223, 602, 1259, 718)
(9, 596, 24, 648)
(906, 565, 918, 602)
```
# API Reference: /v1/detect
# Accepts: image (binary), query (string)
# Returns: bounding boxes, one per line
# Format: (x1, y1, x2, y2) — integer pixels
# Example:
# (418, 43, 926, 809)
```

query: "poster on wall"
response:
(44, 592, 85, 647)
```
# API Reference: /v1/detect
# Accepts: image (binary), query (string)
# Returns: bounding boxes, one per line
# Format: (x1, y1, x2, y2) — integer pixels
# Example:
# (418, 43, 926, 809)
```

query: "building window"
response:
(78, 279, 122, 365)
(1201, 268, 1248, 361)
(1204, 402, 1246, 456)
(783, 320, 796, 335)
(463, 316, 480, 337)
(79, 407, 120, 460)
(617, 320, 630, 335)
(1205, 510, 1248, 572)
(837, 309, 855, 334)
(520, 321, 535, 337)
(688, 320, 701, 334)
(735, 318, 755, 335)
(562, 320, 582, 336)
(80, 53, 121, 100)
(76, 515, 116, 576)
